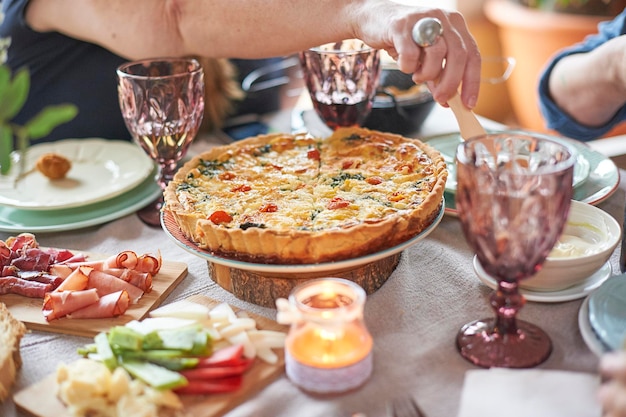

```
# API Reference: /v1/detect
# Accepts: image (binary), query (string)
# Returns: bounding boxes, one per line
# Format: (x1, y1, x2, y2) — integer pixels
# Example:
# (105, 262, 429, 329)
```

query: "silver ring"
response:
(412, 17, 443, 47)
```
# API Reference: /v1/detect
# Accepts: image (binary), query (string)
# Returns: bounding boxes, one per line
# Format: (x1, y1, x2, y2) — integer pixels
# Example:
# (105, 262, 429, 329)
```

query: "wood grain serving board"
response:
(14, 294, 288, 417)
(0, 251, 188, 337)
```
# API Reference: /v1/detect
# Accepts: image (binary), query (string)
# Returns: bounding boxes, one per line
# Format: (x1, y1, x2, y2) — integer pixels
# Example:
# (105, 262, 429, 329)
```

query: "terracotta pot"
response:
(484, 0, 612, 132)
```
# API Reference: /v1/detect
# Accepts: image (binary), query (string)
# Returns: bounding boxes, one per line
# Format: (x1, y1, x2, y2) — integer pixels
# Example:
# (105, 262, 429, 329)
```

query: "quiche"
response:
(163, 127, 447, 264)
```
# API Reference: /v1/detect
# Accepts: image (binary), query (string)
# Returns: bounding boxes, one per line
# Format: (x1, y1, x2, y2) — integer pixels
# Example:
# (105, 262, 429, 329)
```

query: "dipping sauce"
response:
(549, 222, 604, 258)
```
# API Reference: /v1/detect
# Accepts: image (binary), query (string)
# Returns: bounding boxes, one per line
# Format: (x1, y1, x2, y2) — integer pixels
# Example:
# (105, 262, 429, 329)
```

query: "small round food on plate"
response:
(164, 126, 447, 264)
(36, 153, 72, 179)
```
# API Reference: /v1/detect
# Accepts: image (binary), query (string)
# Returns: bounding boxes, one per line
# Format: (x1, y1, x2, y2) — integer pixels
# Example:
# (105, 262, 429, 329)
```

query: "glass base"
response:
(136, 195, 164, 228)
(456, 318, 552, 368)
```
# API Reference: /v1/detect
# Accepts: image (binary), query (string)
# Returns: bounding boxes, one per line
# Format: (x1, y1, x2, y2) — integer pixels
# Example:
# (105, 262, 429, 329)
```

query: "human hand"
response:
(599, 351, 626, 417)
(351, 2, 481, 109)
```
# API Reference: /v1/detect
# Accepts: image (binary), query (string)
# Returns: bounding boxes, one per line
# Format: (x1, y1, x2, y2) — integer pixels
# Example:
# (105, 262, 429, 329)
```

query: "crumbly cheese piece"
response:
(56, 359, 183, 417)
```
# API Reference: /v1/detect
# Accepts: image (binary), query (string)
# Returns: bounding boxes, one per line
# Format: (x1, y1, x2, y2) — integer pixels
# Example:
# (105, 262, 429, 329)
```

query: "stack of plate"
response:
(0, 138, 161, 233)
(579, 274, 626, 356)
(422, 130, 621, 215)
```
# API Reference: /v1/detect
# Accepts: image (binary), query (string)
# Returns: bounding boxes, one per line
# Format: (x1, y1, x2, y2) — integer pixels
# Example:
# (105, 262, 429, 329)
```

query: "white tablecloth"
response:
(1, 105, 622, 417)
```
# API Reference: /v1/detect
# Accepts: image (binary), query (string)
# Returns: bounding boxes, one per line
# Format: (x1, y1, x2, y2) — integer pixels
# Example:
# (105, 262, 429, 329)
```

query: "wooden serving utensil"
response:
(447, 92, 487, 141)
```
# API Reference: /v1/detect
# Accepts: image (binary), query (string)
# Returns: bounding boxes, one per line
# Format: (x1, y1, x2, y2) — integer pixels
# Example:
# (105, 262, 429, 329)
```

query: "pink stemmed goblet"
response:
(299, 39, 381, 130)
(117, 58, 205, 226)
(455, 132, 576, 368)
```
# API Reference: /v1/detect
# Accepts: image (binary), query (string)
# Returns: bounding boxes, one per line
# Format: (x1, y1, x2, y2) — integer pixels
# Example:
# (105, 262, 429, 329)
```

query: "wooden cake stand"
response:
(207, 253, 401, 308)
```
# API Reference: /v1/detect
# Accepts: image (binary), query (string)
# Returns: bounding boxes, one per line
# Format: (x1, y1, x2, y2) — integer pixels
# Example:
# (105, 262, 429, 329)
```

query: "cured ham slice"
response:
(118, 269, 153, 293)
(68, 290, 130, 319)
(55, 266, 90, 292)
(0, 276, 52, 298)
(42, 288, 100, 321)
(87, 270, 144, 303)
(136, 252, 162, 275)
(49, 264, 73, 280)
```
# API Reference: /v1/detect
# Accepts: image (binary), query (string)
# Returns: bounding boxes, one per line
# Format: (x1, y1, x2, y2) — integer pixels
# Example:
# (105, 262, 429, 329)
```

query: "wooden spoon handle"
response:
(447, 93, 486, 141)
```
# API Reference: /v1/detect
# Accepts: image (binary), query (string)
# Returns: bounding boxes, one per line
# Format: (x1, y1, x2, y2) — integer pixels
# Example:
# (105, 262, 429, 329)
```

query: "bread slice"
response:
(0, 302, 27, 402)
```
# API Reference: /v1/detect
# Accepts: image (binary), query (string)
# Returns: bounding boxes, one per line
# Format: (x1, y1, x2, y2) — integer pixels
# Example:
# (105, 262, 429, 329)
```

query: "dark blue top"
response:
(538, 9, 626, 141)
(0, 0, 131, 142)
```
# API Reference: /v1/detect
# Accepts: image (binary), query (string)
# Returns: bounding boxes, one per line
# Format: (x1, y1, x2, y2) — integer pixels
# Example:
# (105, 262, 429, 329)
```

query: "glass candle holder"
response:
(276, 278, 373, 394)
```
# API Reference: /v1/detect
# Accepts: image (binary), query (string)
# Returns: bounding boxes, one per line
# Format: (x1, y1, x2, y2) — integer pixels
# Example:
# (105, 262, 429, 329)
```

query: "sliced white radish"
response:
(149, 300, 210, 320)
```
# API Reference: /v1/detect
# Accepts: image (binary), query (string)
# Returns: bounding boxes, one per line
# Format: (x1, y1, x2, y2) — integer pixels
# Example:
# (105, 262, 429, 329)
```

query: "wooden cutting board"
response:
(14, 294, 288, 417)
(0, 252, 188, 337)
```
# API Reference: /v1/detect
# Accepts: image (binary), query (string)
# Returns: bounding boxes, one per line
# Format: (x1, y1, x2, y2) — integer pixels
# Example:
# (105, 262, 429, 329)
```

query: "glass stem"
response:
(490, 279, 525, 336)
(156, 160, 178, 191)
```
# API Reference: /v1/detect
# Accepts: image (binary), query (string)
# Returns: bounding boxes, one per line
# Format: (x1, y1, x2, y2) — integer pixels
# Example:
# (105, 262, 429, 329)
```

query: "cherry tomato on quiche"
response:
(327, 197, 350, 210)
(307, 148, 320, 160)
(208, 210, 233, 224)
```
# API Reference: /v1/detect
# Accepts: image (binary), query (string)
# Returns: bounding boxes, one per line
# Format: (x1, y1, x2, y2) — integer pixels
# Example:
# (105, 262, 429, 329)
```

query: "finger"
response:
(600, 352, 626, 382)
(599, 381, 626, 417)
(412, 40, 447, 85)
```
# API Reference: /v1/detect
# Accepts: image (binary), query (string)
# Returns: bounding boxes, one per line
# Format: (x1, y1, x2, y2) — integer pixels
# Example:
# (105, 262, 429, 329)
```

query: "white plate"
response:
(473, 255, 612, 303)
(0, 171, 161, 233)
(587, 274, 626, 351)
(0, 138, 154, 210)
(578, 296, 609, 357)
(161, 203, 444, 274)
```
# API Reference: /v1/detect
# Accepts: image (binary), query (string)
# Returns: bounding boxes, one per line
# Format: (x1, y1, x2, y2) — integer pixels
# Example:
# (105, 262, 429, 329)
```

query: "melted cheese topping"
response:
(175, 129, 439, 231)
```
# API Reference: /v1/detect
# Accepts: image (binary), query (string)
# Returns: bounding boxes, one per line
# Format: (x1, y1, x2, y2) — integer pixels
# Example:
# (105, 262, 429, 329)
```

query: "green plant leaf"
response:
(24, 104, 78, 139)
(0, 67, 29, 121)
(0, 123, 13, 175)
(0, 66, 11, 107)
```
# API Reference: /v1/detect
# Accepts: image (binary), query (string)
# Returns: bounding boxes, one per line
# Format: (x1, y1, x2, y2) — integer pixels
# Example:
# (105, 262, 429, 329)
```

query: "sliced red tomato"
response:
(174, 375, 243, 395)
(180, 361, 253, 380)
(208, 211, 233, 224)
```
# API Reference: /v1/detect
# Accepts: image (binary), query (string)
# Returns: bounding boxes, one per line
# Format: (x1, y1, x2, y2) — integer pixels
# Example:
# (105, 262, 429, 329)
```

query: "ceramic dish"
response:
(433, 132, 620, 216)
(473, 255, 612, 303)
(161, 202, 444, 274)
(578, 296, 610, 357)
(0, 170, 161, 233)
(587, 274, 626, 351)
(0, 138, 154, 210)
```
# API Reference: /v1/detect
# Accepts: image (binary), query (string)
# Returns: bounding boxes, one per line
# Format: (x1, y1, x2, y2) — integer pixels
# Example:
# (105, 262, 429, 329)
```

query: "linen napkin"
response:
(457, 368, 602, 417)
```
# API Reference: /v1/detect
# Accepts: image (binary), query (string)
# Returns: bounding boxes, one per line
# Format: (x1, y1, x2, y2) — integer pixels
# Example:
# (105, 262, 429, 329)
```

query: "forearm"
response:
(26, 0, 360, 60)
(548, 38, 626, 127)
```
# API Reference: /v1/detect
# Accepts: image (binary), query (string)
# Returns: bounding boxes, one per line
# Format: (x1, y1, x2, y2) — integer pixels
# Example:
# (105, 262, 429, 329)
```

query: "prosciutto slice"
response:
(0, 276, 52, 298)
(68, 290, 130, 319)
(42, 288, 100, 321)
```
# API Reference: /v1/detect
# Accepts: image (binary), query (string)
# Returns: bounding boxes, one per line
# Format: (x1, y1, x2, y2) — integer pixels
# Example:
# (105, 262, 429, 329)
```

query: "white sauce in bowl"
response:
(548, 222, 605, 259)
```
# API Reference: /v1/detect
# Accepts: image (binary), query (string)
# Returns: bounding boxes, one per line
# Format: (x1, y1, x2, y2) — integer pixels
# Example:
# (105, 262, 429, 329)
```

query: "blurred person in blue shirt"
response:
(539, 9, 626, 141)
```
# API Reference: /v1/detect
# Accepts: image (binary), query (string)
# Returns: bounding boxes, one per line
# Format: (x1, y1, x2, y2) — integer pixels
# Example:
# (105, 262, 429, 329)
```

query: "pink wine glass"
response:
(117, 58, 204, 226)
(455, 132, 576, 368)
(299, 39, 381, 130)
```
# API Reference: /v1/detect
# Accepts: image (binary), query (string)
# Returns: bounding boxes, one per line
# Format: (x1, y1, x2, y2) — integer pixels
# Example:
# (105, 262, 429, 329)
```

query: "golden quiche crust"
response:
(164, 127, 447, 264)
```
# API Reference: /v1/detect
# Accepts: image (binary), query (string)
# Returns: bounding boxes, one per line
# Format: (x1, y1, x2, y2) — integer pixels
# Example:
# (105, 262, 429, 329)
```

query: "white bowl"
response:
(521, 200, 621, 292)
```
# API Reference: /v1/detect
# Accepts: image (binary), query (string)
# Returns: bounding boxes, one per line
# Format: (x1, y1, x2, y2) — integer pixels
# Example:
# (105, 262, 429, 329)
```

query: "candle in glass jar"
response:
(276, 278, 373, 394)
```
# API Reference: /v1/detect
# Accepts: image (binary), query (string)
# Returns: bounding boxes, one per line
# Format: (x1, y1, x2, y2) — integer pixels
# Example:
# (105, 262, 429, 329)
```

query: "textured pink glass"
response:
(455, 133, 576, 368)
(299, 40, 380, 130)
(117, 58, 204, 226)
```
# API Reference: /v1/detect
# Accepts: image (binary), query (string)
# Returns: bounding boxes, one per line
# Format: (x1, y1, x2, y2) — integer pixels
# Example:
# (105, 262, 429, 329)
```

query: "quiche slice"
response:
(163, 127, 447, 264)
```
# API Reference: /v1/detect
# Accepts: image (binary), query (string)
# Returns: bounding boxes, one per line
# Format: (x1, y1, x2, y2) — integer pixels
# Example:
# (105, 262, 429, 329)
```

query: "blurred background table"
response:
(1, 104, 623, 417)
